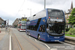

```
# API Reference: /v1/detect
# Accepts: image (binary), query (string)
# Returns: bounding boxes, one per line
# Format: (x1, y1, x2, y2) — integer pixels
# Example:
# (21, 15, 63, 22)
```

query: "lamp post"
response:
(44, 0, 46, 9)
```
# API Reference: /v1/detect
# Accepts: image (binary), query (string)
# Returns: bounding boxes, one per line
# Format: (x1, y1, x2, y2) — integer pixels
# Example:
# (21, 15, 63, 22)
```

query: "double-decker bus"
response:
(18, 21, 26, 31)
(26, 8, 65, 42)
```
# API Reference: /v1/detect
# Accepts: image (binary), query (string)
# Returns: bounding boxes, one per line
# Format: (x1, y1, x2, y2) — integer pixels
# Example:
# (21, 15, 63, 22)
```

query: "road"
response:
(0, 28, 75, 50)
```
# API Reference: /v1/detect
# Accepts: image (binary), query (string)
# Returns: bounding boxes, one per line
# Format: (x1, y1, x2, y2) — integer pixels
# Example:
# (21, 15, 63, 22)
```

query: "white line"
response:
(51, 48, 57, 50)
(44, 44, 50, 49)
(35, 39, 38, 42)
(9, 35, 12, 50)
(29, 36, 31, 38)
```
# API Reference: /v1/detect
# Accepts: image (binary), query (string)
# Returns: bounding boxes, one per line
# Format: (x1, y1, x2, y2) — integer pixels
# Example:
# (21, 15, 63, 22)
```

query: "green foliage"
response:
(67, 28, 75, 35)
(65, 28, 71, 32)
(65, 34, 75, 37)
(14, 25, 17, 28)
(68, 8, 75, 25)
(74, 24, 75, 27)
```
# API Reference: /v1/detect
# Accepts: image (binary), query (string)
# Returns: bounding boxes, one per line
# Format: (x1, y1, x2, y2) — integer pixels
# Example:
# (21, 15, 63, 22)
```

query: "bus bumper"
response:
(46, 35, 65, 42)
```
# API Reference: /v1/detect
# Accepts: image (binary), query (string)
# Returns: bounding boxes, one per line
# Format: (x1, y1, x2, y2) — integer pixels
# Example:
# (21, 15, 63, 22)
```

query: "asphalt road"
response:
(0, 28, 75, 50)
(12, 28, 75, 50)
(10, 28, 49, 50)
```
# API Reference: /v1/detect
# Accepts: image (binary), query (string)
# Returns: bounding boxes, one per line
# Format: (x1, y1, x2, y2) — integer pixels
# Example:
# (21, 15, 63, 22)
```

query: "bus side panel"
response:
(37, 32, 47, 41)
(37, 17, 46, 31)
(37, 17, 48, 41)
(30, 30, 38, 38)
(26, 30, 30, 34)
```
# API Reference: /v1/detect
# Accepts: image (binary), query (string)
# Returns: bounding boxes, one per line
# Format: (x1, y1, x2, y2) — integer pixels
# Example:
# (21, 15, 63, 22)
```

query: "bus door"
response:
(38, 25, 46, 41)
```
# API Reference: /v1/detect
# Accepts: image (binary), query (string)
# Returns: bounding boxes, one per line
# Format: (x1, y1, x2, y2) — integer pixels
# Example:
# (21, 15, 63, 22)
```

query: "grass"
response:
(65, 28, 75, 37)
(65, 33, 75, 37)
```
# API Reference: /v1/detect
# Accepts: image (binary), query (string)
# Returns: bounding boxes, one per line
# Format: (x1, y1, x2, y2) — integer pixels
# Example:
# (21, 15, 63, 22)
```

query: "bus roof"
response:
(27, 8, 62, 21)
(26, 19, 38, 26)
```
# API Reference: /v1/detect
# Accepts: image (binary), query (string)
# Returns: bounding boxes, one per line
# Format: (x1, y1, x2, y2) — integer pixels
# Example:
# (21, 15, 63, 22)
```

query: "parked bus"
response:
(26, 8, 65, 42)
(18, 21, 26, 31)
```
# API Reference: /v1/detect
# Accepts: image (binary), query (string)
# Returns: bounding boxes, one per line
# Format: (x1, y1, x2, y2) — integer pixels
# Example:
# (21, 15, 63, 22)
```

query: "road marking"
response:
(9, 34, 11, 50)
(51, 48, 57, 50)
(44, 44, 50, 49)
(13, 33, 24, 50)
(22, 35, 40, 50)
(29, 36, 31, 38)
(35, 39, 38, 42)
(34, 39, 51, 50)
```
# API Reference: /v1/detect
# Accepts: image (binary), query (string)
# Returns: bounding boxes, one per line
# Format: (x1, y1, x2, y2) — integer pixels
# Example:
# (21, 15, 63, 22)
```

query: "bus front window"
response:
(48, 9, 64, 18)
(47, 9, 65, 24)
(47, 23, 65, 35)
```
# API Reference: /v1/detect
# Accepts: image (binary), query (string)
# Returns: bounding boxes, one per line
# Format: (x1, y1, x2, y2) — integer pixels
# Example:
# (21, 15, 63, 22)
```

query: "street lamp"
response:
(44, 0, 46, 9)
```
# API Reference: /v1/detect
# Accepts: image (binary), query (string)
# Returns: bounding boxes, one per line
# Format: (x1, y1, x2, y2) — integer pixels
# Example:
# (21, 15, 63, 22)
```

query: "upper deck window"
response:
(48, 9, 64, 18)
(29, 10, 46, 21)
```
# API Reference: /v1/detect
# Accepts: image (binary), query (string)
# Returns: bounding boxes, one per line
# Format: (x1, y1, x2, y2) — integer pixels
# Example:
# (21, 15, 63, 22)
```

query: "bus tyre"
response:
(38, 35, 40, 40)
(27, 33, 30, 35)
(29, 33, 30, 35)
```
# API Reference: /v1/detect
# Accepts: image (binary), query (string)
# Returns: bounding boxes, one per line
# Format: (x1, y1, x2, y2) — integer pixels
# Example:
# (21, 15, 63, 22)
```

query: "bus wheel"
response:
(29, 33, 30, 35)
(38, 35, 40, 40)
(28, 33, 30, 35)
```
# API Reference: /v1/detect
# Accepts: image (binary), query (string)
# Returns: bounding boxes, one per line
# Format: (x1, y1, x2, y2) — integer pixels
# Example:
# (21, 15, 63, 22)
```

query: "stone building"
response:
(13, 17, 27, 27)
(13, 18, 20, 27)
(0, 17, 4, 25)
(65, 1, 73, 28)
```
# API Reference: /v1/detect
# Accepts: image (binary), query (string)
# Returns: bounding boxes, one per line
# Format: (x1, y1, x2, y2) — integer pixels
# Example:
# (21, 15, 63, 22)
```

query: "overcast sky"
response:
(0, 0, 75, 25)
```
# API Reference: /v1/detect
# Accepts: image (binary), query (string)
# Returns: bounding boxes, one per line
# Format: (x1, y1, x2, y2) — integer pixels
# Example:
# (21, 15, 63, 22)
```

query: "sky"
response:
(0, 0, 75, 25)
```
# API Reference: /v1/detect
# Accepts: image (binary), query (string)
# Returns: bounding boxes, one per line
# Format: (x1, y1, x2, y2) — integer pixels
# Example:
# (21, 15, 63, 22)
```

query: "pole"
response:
(44, 0, 46, 9)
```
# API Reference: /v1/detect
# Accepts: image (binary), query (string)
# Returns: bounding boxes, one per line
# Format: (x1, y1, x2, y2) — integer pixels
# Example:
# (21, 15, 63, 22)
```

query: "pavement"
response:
(0, 28, 7, 41)
(0, 28, 9, 50)
(65, 36, 75, 40)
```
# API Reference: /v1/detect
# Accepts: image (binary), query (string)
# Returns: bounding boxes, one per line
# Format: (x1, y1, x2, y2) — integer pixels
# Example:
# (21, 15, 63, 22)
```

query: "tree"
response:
(68, 8, 75, 25)
(14, 25, 17, 28)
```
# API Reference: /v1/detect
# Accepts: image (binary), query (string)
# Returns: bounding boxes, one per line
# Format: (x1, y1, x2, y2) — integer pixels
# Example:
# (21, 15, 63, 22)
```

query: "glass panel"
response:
(39, 25, 45, 32)
(47, 23, 65, 34)
(21, 25, 26, 29)
(48, 9, 64, 18)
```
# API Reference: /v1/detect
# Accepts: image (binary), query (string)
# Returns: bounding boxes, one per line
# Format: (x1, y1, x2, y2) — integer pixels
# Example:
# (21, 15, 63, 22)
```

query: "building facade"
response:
(13, 18, 20, 27)
(0, 17, 4, 25)
(65, 1, 73, 28)
(13, 17, 27, 27)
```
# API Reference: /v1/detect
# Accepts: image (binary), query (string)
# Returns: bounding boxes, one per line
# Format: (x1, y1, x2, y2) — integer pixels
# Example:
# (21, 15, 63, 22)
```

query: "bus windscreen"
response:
(47, 23, 65, 35)
(48, 9, 64, 18)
